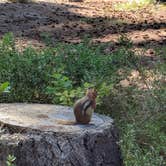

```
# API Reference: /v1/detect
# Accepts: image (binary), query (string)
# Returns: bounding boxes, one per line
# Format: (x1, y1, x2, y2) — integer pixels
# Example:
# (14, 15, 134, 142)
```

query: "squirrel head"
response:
(86, 88, 97, 100)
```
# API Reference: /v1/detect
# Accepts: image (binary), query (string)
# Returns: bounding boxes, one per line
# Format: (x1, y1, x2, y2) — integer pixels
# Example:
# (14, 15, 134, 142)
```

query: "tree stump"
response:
(0, 103, 122, 166)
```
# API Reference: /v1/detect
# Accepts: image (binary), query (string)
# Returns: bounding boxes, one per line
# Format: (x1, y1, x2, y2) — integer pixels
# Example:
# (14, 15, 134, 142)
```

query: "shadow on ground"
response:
(0, 1, 166, 47)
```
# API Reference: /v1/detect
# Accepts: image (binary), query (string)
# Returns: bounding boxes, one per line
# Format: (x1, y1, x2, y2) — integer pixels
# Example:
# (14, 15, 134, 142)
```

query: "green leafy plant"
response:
(0, 33, 138, 103)
(0, 32, 15, 57)
(46, 72, 74, 105)
(0, 82, 10, 94)
(6, 154, 16, 166)
(47, 72, 113, 106)
(0, 33, 165, 165)
(46, 72, 93, 105)
(0, 34, 57, 102)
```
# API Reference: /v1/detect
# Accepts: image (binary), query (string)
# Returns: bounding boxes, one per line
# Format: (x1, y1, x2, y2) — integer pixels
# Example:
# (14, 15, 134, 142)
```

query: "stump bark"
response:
(0, 103, 122, 166)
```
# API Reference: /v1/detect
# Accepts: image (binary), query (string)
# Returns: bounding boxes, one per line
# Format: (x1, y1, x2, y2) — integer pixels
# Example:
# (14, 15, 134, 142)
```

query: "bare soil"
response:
(0, 0, 166, 49)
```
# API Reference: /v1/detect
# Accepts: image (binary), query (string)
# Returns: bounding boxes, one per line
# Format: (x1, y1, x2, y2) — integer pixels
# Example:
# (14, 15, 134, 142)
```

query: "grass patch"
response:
(113, 0, 156, 11)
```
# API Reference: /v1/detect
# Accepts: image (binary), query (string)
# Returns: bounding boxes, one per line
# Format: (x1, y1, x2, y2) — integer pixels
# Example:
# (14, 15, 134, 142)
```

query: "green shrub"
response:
(6, 154, 16, 166)
(0, 33, 165, 165)
(54, 42, 107, 85)
(46, 71, 113, 106)
(0, 49, 56, 102)
(104, 77, 166, 166)
(54, 42, 138, 85)
(0, 82, 10, 94)
(0, 33, 138, 103)
(46, 41, 135, 106)
(0, 34, 57, 102)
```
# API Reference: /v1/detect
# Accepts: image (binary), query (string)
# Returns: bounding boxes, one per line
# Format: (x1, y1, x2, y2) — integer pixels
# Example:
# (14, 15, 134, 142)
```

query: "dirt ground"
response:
(0, 0, 166, 49)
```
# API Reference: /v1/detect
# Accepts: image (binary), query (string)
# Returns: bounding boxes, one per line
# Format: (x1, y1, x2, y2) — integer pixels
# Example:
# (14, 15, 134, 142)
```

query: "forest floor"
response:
(0, 0, 166, 50)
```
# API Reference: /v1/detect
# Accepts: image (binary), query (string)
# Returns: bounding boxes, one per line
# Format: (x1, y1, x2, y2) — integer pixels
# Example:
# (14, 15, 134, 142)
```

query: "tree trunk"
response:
(0, 103, 123, 166)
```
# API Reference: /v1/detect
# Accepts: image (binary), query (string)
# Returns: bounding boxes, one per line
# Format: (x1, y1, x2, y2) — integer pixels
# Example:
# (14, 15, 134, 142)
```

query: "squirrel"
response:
(56, 87, 97, 125)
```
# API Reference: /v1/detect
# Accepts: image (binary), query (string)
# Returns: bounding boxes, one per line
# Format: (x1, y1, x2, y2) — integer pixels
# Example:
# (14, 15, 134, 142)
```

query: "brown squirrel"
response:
(57, 88, 97, 125)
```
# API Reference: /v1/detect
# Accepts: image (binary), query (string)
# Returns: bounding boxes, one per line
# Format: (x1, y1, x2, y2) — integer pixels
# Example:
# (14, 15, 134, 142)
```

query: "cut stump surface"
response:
(0, 103, 122, 166)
